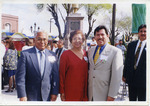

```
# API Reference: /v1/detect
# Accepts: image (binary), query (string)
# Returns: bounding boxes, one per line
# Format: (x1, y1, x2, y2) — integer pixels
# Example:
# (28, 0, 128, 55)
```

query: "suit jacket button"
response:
(93, 76, 95, 78)
(94, 68, 95, 70)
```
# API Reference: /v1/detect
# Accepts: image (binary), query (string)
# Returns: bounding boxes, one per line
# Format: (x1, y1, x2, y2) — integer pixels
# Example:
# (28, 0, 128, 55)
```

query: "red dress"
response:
(59, 50, 88, 101)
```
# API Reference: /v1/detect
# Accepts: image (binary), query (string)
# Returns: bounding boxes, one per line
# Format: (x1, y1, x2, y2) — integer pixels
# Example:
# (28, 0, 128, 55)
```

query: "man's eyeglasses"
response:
(36, 38, 47, 42)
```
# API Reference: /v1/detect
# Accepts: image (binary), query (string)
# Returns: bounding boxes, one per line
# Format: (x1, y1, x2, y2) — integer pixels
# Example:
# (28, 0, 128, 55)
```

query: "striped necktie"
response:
(134, 41, 142, 70)
(94, 47, 101, 64)
(39, 51, 45, 76)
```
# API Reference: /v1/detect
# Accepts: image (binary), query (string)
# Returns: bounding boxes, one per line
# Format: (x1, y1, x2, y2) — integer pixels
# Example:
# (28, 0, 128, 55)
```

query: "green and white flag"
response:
(132, 4, 146, 33)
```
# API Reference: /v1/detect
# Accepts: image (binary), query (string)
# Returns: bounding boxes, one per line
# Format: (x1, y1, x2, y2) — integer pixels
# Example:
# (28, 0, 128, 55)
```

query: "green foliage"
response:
(82, 4, 112, 16)
(36, 4, 45, 12)
(116, 16, 132, 32)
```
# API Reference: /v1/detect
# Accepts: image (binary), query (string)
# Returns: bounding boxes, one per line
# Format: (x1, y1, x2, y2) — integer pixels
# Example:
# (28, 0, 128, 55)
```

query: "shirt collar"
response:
(35, 47, 45, 54)
(96, 43, 107, 49)
(138, 39, 146, 45)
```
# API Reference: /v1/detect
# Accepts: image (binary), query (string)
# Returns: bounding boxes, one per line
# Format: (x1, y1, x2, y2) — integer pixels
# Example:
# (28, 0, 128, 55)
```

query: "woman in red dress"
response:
(59, 30, 88, 101)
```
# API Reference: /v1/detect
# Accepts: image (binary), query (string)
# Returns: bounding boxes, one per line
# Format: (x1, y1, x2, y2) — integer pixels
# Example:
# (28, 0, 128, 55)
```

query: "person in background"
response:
(3, 40, 18, 92)
(122, 24, 146, 101)
(15, 31, 59, 101)
(90, 37, 97, 48)
(1, 40, 6, 47)
(46, 42, 51, 50)
(116, 39, 126, 62)
(2, 38, 10, 88)
(4, 37, 11, 51)
(59, 30, 88, 101)
(52, 40, 58, 52)
(88, 25, 123, 101)
(55, 38, 67, 66)
(1, 40, 6, 89)
(22, 38, 34, 51)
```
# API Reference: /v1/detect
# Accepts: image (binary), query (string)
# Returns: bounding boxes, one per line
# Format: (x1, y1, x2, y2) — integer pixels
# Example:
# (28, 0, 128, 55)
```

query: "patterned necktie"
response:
(134, 41, 142, 69)
(40, 51, 45, 76)
(94, 47, 101, 64)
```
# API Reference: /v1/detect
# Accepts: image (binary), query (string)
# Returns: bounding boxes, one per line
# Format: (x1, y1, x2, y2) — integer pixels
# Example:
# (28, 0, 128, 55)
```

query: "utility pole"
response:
(111, 4, 116, 45)
(49, 18, 54, 33)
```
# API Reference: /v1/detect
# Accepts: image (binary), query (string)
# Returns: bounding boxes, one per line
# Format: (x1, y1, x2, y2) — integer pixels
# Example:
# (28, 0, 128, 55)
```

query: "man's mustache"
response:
(141, 34, 146, 36)
(97, 39, 102, 41)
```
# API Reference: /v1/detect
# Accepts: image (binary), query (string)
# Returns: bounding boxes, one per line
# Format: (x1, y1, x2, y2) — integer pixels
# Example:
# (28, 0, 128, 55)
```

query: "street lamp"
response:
(30, 26, 33, 33)
(34, 23, 36, 32)
(38, 27, 40, 31)
(30, 23, 40, 36)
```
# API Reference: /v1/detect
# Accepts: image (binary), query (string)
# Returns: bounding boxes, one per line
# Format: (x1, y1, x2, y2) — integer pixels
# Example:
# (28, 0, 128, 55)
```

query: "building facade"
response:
(1, 14, 18, 33)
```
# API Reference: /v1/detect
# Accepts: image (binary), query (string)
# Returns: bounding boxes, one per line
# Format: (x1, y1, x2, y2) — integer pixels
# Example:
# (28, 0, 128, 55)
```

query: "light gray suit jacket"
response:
(55, 47, 67, 67)
(88, 44, 123, 101)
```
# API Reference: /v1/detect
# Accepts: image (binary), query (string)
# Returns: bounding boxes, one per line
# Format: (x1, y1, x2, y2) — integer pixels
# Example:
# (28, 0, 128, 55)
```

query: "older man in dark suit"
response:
(123, 24, 146, 101)
(16, 31, 59, 101)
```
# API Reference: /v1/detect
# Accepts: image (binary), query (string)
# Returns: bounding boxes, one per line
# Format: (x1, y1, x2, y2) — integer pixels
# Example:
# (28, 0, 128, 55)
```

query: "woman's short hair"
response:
(69, 30, 85, 43)
(8, 40, 15, 50)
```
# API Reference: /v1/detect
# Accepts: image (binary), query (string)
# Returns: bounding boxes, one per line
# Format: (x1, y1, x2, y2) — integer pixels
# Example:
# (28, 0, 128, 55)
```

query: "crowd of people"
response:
(0, 24, 146, 102)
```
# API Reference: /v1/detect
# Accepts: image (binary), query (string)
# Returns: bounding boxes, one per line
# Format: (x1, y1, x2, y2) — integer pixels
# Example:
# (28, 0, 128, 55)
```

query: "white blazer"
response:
(88, 44, 123, 101)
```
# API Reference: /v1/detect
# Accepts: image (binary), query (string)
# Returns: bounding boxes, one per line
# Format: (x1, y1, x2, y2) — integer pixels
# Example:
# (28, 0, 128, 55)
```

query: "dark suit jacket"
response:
(55, 47, 67, 66)
(16, 47, 59, 101)
(123, 40, 146, 88)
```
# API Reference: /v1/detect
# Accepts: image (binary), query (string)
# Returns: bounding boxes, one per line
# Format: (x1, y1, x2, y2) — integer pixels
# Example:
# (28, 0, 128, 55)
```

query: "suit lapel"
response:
(30, 47, 41, 77)
(95, 44, 110, 65)
(60, 48, 65, 57)
(138, 44, 146, 64)
(90, 47, 96, 66)
(133, 41, 138, 54)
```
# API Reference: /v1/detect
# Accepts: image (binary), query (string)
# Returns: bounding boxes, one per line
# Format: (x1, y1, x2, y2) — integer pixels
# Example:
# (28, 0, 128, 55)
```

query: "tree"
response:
(60, 4, 72, 38)
(36, 4, 112, 39)
(36, 4, 76, 38)
(36, 4, 64, 38)
(103, 11, 132, 44)
(81, 4, 112, 39)
(47, 4, 63, 38)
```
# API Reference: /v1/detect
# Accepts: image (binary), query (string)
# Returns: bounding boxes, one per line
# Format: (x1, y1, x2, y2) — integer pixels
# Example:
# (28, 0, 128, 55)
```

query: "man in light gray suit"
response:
(88, 25, 123, 101)
(16, 31, 59, 101)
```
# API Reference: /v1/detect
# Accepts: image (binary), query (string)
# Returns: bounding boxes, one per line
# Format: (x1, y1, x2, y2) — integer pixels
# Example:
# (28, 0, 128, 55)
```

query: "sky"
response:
(1, 2, 133, 37)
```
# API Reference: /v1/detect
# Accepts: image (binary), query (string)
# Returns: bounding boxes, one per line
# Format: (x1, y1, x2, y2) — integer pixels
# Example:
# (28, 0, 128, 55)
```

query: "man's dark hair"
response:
(53, 40, 58, 43)
(59, 37, 64, 40)
(4, 37, 10, 40)
(59, 37, 64, 41)
(94, 25, 108, 36)
(92, 37, 95, 40)
(138, 24, 146, 32)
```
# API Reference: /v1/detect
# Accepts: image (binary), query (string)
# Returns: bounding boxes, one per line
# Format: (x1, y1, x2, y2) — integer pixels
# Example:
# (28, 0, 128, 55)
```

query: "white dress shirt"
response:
(135, 40, 146, 66)
(35, 47, 45, 68)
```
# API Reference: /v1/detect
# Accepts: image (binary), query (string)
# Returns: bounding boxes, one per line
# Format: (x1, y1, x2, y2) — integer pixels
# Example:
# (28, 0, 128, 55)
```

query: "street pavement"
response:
(0, 81, 129, 105)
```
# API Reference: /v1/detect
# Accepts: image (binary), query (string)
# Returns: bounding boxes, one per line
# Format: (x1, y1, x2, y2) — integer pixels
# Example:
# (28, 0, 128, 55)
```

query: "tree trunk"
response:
(55, 20, 62, 38)
(111, 4, 116, 45)
(86, 16, 92, 39)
